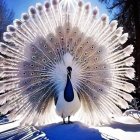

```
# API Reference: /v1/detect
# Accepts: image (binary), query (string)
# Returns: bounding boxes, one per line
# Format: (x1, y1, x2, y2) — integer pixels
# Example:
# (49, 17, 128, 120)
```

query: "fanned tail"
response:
(0, 0, 135, 126)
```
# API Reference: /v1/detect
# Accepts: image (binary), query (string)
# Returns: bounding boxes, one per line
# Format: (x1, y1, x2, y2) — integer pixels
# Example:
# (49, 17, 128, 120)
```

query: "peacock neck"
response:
(64, 75, 74, 102)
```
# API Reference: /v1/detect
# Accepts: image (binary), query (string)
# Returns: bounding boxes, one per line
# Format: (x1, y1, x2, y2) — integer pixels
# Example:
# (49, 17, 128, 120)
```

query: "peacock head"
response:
(50, 53, 82, 93)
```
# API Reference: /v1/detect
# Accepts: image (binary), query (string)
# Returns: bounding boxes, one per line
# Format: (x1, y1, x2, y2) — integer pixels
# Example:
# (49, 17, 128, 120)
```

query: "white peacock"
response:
(0, 0, 135, 126)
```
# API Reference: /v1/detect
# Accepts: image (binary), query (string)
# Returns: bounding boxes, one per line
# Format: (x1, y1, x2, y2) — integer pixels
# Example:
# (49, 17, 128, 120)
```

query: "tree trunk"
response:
(133, 0, 140, 95)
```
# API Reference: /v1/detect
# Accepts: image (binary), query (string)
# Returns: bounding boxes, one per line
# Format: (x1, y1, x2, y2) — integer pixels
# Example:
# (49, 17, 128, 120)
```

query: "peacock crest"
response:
(0, 0, 135, 126)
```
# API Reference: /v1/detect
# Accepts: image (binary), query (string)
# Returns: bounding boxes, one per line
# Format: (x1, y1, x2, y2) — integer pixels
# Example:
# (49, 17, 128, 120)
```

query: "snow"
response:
(0, 111, 140, 140)
(96, 113, 140, 140)
(97, 122, 140, 140)
(40, 122, 102, 140)
(0, 120, 20, 133)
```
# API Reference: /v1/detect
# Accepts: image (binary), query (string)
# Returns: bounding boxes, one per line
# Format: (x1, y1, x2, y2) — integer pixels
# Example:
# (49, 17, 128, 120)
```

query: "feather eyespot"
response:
(29, 7, 36, 15)
(78, 1, 83, 7)
(50, 37, 53, 41)
(32, 47, 35, 50)
(99, 88, 103, 92)
(95, 57, 98, 61)
(42, 59, 46, 62)
(56, 42, 59, 46)
(45, 2, 50, 9)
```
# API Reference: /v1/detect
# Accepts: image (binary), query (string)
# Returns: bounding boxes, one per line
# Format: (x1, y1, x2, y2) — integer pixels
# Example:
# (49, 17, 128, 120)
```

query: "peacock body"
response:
(0, 0, 135, 126)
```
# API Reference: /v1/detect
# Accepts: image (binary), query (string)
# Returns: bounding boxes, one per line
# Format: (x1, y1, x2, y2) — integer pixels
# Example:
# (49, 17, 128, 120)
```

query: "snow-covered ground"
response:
(40, 122, 102, 140)
(97, 122, 140, 140)
(0, 110, 140, 140)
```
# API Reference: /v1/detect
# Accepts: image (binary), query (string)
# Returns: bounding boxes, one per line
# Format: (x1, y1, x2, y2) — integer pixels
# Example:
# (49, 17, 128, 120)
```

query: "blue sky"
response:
(5, 0, 109, 19)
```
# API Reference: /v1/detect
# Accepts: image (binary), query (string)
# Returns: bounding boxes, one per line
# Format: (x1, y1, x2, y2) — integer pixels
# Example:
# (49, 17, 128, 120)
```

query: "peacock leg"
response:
(68, 116, 72, 124)
(63, 117, 66, 124)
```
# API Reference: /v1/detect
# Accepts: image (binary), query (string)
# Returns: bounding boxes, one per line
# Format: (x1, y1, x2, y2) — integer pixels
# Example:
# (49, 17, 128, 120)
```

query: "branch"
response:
(108, 1, 124, 9)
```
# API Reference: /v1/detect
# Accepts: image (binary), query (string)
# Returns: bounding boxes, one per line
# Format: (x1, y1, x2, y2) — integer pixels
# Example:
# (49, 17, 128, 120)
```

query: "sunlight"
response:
(59, 0, 79, 10)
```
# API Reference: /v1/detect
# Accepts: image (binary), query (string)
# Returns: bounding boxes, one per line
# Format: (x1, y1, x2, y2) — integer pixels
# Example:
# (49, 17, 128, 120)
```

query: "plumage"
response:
(0, 0, 135, 126)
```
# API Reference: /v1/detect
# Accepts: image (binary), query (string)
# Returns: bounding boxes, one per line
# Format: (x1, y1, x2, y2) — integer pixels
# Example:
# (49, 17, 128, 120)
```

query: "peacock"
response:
(0, 0, 135, 126)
